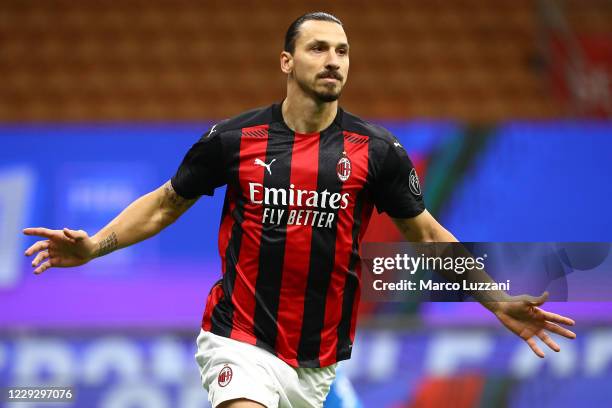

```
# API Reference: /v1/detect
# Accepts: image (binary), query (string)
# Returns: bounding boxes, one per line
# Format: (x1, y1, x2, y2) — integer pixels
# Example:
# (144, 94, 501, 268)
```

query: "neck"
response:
(282, 83, 338, 134)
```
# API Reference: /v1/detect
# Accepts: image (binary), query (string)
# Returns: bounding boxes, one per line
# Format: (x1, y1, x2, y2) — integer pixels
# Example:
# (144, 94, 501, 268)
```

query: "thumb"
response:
(63, 228, 86, 242)
(524, 291, 549, 306)
(513, 291, 549, 306)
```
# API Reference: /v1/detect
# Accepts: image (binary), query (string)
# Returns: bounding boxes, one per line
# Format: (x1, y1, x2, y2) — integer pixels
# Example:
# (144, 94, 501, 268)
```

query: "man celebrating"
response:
(24, 12, 576, 408)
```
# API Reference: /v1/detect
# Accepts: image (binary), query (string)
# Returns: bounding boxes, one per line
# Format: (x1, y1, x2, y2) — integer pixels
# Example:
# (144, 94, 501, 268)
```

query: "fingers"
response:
(526, 337, 545, 358)
(537, 331, 560, 352)
(23, 227, 57, 238)
(544, 321, 576, 339)
(537, 308, 575, 326)
(24, 240, 49, 256)
(525, 320, 577, 358)
(34, 259, 53, 274)
(32, 250, 49, 267)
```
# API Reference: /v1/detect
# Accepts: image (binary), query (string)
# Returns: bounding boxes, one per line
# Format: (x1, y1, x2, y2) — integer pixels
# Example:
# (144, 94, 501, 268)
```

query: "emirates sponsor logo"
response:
(249, 183, 349, 210)
(249, 183, 350, 229)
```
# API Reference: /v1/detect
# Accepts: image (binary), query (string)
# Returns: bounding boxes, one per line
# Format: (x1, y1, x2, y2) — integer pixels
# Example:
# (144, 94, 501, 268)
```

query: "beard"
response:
(314, 87, 342, 102)
(294, 69, 344, 103)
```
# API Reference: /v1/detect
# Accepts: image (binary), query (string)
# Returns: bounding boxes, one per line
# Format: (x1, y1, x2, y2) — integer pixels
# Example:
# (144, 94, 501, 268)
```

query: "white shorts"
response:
(195, 329, 336, 408)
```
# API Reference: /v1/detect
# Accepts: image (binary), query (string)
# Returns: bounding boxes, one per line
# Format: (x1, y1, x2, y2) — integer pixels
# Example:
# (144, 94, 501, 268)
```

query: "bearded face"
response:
(285, 20, 349, 103)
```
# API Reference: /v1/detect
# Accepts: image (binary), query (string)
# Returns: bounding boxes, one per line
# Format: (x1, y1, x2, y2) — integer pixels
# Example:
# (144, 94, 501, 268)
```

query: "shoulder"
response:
(210, 105, 276, 136)
(339, 109, 398, 147)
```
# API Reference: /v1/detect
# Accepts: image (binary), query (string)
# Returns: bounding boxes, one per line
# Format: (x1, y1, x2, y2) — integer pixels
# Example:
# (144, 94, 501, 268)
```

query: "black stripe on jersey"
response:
(336, 189, 366, 361)
(336, 135, 375, 360)
(211, 190, 245, 337)
(252, 123, 294, 351)
(297, 126, 345, 367)
(211, 131, 245, 338)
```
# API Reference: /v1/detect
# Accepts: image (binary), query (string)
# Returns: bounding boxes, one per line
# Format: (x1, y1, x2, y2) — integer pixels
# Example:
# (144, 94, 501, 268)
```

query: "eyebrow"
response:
(307, 39, 350, 49)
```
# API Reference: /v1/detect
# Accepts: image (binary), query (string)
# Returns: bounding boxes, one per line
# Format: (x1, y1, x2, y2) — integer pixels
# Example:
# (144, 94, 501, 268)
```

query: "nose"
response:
(324, 49, 341, 70)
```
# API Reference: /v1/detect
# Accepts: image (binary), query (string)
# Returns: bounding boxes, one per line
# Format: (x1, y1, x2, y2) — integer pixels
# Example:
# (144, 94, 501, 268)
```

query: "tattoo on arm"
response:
(162, 181, 194, 212)
(95, 231, 118, 258)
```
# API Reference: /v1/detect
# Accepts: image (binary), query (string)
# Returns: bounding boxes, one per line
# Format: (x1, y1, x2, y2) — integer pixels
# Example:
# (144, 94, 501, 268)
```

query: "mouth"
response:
(317, 72, 342, 82)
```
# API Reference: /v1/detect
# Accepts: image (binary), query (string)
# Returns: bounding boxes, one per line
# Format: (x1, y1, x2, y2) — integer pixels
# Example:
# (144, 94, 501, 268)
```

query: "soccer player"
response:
(23, 12, 576, 408)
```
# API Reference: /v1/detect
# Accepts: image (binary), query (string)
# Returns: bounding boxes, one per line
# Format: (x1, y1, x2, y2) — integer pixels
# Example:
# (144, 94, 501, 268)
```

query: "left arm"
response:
(392, 210, 576, 357)
(392, 210, 506, 306)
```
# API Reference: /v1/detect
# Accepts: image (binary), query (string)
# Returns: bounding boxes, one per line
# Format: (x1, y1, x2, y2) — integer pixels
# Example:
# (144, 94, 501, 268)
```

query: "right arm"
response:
(25, 123, 226, 274)
(91, 180, 197, 257)
(24, 180, 197, 274)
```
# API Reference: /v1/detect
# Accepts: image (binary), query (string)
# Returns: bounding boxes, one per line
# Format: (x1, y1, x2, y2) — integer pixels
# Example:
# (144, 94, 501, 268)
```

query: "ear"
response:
(280, 51, 293, 74)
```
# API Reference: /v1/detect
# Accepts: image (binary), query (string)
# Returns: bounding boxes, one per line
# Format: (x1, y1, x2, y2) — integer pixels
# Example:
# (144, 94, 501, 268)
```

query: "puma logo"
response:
(208, 124, 218, 136)
(254, 158, 276, 175)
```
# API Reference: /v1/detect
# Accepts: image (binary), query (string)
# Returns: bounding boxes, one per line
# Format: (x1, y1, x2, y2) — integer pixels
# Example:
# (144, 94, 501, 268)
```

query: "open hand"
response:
(23, 228, 95, 274)
(493, 291, 576, 357)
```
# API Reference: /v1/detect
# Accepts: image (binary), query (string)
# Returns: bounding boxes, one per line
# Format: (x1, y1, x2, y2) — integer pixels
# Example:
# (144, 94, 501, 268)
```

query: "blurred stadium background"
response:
(1, 0, 612, 407)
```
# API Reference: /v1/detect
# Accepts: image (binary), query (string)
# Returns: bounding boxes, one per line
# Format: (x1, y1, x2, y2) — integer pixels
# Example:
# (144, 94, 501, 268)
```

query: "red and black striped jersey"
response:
(171, 103, 425, 368)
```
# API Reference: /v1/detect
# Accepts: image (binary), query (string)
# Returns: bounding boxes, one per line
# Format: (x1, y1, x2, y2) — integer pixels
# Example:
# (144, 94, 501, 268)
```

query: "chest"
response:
(228, 129, 370, 199)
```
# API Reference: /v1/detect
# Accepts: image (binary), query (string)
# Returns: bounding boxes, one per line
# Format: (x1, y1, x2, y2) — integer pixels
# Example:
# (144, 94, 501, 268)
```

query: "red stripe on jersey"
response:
(218, 189, 236, 275)
(202, 282, 224, 331)
(230, 125, 269, 345)
(319, 132, 369, 366)
(275, 133, 321, 366)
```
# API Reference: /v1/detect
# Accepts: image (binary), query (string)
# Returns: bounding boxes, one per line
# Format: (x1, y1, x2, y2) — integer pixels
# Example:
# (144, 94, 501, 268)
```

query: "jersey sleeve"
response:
(371, 141, 425, 218)
(170, 126, 226, 199)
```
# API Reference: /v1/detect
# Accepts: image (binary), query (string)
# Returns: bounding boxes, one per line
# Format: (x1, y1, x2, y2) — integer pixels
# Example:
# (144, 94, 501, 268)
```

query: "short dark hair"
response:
(284, 12, 343, 54)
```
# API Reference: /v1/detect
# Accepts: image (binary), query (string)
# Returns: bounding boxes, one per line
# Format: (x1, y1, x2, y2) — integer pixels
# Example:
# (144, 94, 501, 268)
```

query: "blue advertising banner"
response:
(1, 121, 611, 329)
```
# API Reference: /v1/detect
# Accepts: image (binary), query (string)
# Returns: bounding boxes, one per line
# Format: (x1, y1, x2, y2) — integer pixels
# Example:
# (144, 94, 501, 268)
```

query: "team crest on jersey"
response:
(336, 151, 352, 182)
(218, 364, 233, 387)
(409, 168, 422, 196)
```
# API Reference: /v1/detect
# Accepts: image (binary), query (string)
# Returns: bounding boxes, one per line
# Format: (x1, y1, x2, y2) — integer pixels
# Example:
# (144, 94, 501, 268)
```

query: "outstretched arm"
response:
(24, 180, 197, 274)
(392, 210, 576, 357)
